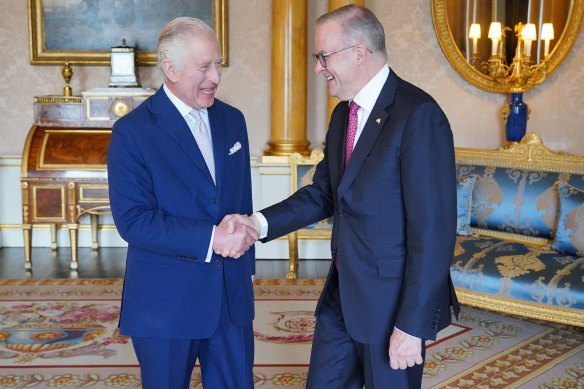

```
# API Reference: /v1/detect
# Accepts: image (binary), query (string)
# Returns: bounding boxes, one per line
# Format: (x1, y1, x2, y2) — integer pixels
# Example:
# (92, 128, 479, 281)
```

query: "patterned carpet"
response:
(0, 279, 582, 388)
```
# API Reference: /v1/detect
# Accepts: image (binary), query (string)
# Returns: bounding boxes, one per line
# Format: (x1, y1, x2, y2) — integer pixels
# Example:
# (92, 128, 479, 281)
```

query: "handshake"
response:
(212, 214, 261, 258)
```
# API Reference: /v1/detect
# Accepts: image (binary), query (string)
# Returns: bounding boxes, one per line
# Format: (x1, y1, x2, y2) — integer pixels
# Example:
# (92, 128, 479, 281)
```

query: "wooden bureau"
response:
(21, 125, 111, 270)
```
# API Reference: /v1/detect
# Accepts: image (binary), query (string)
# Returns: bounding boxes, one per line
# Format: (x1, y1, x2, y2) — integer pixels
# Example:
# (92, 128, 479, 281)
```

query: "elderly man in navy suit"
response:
(224, 5, 460, 388)
(107, 17, 256, 389)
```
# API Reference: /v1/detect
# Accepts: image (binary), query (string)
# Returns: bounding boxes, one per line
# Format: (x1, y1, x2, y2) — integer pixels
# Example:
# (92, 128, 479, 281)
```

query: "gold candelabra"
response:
(469, 21, 555, 93)
(486, 23, 547, 92)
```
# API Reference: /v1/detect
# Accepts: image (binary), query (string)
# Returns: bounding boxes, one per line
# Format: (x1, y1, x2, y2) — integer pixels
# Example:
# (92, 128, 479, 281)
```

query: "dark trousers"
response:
(307, 270, 425, 389)
(131, 284, 254, 389)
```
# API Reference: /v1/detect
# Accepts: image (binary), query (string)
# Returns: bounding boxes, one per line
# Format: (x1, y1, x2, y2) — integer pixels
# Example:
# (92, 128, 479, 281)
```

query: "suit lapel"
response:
(337, 71, 399, 199)
(208, 104, 225, 192)
(328, 102, 349, 192)
(150, 88, 216, 186)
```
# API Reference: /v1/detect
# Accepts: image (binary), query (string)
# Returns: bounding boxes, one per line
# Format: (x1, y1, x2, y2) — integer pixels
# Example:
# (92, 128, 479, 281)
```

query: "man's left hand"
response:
(388, 328, 423, 370)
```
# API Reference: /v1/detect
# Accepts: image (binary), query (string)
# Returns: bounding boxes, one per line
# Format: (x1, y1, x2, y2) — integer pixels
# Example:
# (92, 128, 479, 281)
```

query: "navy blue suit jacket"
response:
(107, 87, 255, 339)
(261, 70, 459, 344)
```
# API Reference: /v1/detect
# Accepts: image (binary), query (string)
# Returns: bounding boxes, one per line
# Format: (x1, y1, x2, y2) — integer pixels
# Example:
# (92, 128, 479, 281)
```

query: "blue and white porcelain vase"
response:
(505, 92, 528, 142)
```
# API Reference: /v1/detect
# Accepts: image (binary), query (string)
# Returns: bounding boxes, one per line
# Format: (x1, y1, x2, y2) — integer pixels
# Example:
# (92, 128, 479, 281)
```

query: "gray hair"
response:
(317, 5, 387, 60)
(157, 17, 218, 73)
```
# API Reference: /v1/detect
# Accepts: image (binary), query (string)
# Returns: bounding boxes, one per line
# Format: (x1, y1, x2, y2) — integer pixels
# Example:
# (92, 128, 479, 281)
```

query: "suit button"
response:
(211, 198, 218, 204)
(215, 260, 222, 267)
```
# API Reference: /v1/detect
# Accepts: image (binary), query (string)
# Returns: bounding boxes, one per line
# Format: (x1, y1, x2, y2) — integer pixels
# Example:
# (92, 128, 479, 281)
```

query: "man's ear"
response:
(355, 44, 369, 64)
(161, 59, 179, 83)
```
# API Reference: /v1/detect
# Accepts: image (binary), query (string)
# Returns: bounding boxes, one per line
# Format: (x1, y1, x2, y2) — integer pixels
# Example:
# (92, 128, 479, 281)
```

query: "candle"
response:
(488, 22, 502, 56)
(541, 23, 555, 57)
(522, 23, 537, 57)
(469, 24, 481, 54)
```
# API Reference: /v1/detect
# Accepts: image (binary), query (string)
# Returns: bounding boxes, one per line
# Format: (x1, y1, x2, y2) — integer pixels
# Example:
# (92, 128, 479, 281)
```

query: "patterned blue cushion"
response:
(551, 183, 584, 256)
(456, 175, 478, 236)
(452, 236, 584, 310)
(455, 164, 584, 239)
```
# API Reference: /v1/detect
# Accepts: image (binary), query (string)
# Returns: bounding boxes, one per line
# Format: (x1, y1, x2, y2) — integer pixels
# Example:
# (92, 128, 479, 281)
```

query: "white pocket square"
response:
(229, 141, 242, 155)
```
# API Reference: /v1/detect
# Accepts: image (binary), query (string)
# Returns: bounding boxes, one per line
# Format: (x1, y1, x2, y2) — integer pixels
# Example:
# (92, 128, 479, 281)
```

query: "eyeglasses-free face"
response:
(311, 45, 355, 68)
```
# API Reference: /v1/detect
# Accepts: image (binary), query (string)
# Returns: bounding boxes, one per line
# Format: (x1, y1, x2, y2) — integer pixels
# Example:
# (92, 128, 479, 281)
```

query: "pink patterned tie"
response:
(336, 101, 360, 270)
(345, 101, 360, 167)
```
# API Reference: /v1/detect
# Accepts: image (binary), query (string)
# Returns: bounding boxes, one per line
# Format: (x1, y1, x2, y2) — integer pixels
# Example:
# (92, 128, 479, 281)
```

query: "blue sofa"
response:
(453, 133, 584, 327)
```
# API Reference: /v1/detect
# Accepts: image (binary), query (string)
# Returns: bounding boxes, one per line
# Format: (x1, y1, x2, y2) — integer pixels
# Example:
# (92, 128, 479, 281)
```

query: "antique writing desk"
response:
(21, 124, 111, 270)
(21, 89, 153, 270)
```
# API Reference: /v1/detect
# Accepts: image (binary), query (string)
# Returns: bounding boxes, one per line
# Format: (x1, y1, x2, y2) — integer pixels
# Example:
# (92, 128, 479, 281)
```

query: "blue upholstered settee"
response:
(453, 133, 584, 327)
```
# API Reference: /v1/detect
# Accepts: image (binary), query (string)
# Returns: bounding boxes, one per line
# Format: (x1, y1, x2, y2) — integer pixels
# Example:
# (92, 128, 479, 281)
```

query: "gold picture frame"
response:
(28, 0, 228, 66)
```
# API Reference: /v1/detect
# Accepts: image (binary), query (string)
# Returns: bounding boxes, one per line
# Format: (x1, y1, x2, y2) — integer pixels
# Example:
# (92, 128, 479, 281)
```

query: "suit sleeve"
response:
(393, 101, 457, 340)
(107, 119, 214, 260)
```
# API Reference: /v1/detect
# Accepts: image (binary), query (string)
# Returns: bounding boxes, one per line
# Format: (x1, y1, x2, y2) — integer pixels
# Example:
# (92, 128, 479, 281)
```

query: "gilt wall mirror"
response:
(432, 0, 584, 93)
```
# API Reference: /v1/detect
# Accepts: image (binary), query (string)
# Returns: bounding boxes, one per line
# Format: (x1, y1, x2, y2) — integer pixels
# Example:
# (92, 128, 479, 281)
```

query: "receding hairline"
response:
(157, 17, 219, 69)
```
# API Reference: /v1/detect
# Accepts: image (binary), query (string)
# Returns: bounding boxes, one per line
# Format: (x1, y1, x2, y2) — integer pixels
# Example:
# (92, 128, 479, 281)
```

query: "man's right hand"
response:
(212, 214, 260, 258)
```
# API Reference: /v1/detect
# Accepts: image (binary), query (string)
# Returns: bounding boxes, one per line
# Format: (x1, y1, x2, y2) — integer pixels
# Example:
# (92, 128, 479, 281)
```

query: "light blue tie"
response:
(188, 109, 216, 184)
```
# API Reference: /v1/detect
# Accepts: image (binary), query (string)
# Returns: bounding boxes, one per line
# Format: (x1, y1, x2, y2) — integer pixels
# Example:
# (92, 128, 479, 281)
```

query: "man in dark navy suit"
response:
(228, 5, 460, 388)
(107, 17, 256, 389)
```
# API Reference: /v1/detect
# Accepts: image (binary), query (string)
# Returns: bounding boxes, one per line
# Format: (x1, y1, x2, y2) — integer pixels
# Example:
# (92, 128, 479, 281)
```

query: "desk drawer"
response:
(78, 184, 109, 203)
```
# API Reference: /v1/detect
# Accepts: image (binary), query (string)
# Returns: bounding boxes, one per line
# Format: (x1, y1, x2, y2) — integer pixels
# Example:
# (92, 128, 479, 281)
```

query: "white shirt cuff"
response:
(253, 212, 268, 239)
(205, 226, 216, 262)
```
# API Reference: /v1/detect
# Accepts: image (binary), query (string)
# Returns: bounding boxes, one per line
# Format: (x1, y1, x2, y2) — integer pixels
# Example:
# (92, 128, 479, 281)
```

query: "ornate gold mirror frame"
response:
(431, 0, 584, 93)
(28, 0, 228, 66)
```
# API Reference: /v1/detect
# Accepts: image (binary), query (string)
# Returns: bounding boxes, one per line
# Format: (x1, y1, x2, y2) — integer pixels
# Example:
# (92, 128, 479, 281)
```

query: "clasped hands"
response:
(212, 214, 261, 258)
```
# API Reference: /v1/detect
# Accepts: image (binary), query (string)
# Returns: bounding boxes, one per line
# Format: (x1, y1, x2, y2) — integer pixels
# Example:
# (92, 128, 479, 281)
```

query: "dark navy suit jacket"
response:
(261, 70, 459, 344)
(107, 87, 255, 339)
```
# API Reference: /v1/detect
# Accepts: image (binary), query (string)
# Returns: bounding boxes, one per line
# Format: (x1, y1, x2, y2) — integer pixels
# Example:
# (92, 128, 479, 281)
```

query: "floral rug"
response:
(0, 279, 582, 388)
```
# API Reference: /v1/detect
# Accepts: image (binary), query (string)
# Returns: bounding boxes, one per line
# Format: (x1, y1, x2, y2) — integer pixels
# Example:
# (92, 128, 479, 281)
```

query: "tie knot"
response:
(349, 101, 359, 115)
(189, 109, 202, 121)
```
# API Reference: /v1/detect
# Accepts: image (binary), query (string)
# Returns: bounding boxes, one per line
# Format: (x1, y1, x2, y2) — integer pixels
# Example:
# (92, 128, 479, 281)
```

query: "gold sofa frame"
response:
(455, 133, 584, 327)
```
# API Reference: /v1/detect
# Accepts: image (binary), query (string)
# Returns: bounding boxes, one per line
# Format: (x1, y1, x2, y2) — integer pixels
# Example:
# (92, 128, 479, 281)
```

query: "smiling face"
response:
(163, 32, 223, 109)
(314, 20, 361, 101)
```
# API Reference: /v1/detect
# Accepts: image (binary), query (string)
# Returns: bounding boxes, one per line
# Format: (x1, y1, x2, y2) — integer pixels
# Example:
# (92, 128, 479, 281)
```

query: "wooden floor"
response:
(0, 247, 331, 279)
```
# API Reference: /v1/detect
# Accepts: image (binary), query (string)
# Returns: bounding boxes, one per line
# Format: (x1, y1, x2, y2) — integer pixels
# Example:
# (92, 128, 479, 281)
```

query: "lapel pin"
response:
(376, 118, 381, 124)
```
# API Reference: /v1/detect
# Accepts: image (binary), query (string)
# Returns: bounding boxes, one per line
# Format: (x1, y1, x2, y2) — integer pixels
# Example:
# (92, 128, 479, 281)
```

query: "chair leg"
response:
(50, 224, 57, 250)
(68, 224, 79, 270)
(90, 214, 99, 250)
(287, 231, 298, 279)
(22, 224, 32, 271)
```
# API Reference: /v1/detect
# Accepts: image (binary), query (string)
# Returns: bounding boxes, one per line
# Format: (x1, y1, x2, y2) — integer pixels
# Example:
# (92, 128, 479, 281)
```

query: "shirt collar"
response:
(163, 83, 208, 119)
(351, 64, 390, 112)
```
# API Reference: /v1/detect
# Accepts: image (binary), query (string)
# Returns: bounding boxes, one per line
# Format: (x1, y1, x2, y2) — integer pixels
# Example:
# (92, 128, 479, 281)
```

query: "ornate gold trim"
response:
(455, 133, 584, 175)
(431, 0, 584, 93)
(28, 0, 229, 66)
(469, 227, 552, 247)
(34, 95, 82, 104)
(455, 289, 584, 327)
(0, 224, 118, 231)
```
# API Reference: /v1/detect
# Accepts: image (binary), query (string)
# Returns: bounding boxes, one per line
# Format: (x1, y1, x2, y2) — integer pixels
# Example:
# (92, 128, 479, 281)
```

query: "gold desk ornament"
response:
(109, 39, 139, 87)
(61, 62, 74, 97)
